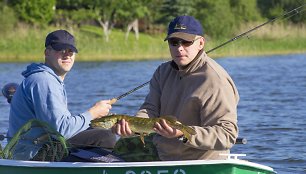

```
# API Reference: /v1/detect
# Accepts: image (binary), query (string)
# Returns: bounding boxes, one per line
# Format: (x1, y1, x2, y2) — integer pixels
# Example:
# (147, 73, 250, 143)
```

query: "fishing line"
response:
(206, 4, 305, 54)
(110, 4, 305, 104)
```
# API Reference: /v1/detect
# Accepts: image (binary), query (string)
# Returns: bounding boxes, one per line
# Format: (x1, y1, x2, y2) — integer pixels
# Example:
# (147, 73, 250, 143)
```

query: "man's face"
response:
(45, 46, 76, 79)
(168, 36, 204, 68)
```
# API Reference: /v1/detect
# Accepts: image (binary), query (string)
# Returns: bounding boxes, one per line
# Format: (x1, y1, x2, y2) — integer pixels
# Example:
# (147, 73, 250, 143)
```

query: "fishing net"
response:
(1, 119, 161, 162)
(2, 119, 69, 161)
(113, 133, 160, 162)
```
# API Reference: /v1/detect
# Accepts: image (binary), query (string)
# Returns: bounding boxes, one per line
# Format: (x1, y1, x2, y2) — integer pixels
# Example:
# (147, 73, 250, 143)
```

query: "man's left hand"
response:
(153, 119, 184, 138)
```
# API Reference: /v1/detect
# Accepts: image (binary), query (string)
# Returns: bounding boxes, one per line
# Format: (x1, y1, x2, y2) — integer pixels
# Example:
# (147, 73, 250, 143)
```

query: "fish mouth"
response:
(89, 122, 100, 127)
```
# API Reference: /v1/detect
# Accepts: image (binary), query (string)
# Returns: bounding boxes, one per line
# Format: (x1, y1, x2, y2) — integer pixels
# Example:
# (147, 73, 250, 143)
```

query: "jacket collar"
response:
(171, 50, 207, 77)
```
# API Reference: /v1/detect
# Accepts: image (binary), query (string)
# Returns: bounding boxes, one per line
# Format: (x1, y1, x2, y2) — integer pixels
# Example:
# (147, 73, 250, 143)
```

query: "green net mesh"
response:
(1, 119, 69, 161)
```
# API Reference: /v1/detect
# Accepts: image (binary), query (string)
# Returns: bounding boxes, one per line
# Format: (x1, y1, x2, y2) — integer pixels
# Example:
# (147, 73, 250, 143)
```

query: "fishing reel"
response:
(2, 83, 19, 103)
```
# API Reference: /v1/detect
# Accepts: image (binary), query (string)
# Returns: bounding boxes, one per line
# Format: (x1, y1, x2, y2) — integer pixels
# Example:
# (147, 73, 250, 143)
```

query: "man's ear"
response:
(45, 48, 50, 56)
(198, 37, 205, 50)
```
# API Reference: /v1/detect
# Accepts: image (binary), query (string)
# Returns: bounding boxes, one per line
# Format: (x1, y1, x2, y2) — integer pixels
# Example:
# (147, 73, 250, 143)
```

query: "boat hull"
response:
(0, 159, 275, 174)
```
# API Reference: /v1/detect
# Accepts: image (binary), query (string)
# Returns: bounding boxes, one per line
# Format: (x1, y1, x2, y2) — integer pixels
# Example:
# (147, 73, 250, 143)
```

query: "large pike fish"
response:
(90, 114, 196, 144)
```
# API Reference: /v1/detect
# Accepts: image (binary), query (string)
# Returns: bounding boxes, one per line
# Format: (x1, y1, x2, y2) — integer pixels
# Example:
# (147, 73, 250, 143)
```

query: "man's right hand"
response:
(88, 100, 112, 119)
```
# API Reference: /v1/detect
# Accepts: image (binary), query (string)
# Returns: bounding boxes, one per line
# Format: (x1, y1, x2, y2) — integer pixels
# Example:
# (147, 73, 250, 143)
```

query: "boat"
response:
(0, 117, 276, 174)
(0, 132, 276, 174)
(0, 154, 276, 174)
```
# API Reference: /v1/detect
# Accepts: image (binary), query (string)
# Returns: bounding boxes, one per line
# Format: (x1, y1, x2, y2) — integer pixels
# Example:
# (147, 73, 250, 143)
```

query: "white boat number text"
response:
(125, 169, 186, 174)
(101, 169, 186, 174)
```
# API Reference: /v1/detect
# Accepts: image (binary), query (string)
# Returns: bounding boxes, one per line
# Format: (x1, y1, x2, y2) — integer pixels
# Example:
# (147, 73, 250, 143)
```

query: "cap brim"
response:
(51, 43, 78, 53)
(164, 32, 197, 41)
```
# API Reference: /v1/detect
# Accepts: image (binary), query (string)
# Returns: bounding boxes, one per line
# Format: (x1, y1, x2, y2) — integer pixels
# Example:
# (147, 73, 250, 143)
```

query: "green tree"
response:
(86, 0, 124, 42)
(116, 0, 150, 40)
(53, 9, 96, 34)
(56, 0, 120, 42)
(257, 0, 305, 23)
(9, 0, 55, 26)
(55, 0, 85, 10)
(230, 0, 262, 23)
(54, 0, 97, 32)
(193, 0, 236, 39)
(158, 0, 196, 24)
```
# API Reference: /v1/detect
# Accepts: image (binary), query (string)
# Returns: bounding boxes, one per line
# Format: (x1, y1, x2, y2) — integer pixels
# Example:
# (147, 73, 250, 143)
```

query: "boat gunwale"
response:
(0, 158, 275, 172)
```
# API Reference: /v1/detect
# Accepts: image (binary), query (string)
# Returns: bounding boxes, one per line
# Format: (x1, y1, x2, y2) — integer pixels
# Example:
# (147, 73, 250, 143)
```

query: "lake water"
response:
(0, 53, 305, 173)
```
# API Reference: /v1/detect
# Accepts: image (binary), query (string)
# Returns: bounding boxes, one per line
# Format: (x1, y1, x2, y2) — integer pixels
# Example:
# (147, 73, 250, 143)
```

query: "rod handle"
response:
(110, 98, 117, 105)
(235, 137, 247, 144)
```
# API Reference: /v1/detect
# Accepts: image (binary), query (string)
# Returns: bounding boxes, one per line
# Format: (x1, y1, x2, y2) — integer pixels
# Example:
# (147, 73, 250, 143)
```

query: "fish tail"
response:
(184, 126, 196, 135)
(182, 129, 192, 141)
(181, 126, 196, 141)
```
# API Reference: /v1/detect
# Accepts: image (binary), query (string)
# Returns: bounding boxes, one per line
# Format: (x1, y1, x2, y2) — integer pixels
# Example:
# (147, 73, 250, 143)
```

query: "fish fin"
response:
(184, 126, 196, 135)
(181, 126, 196, 141)
(140, 133, 145, 147)
(182, 130, 192, 141)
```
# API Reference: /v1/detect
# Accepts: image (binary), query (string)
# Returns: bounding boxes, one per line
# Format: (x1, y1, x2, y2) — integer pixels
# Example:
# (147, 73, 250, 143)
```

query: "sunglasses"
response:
(49, 46, 75, 56)
(168, 37, 201, 47)
(59, 48, 75, 55)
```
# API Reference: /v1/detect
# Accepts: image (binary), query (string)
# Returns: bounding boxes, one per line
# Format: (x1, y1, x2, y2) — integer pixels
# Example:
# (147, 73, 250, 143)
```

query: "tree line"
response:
(1, 0, 305, 41)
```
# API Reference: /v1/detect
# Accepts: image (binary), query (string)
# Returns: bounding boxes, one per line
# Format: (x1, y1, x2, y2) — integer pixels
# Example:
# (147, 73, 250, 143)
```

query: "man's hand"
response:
(153, 119, 184, 138)
(88, 100, 112, 119)
(111, 119, 133, 136)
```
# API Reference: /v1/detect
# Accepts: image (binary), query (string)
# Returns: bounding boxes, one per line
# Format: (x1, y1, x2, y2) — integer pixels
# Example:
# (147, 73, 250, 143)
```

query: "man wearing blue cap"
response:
(114, 16, 239, 160)
(7, 30, 114, 160)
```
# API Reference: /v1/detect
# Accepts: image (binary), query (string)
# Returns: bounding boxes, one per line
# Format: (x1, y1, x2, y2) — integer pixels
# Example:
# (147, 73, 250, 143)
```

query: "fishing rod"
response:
(110, 4, 306, 104)
(206, 4, 305, 54)
(110, 81, 149, 104)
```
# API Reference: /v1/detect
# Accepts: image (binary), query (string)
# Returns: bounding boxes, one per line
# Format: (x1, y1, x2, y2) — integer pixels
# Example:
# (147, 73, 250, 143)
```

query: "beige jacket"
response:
(136, 50, 239, 160)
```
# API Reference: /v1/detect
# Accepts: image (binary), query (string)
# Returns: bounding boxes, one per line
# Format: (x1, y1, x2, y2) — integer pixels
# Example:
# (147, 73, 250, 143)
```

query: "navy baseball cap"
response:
(164, 15, 204, 41)
(45, 30, 78, 53)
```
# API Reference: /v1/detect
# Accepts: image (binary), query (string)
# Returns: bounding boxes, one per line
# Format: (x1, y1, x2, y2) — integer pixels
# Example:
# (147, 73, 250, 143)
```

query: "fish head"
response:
(90, 116, 118, 129)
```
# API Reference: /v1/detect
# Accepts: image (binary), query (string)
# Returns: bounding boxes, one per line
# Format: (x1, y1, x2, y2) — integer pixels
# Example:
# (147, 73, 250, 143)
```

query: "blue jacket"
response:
(7, 63, 91, 160)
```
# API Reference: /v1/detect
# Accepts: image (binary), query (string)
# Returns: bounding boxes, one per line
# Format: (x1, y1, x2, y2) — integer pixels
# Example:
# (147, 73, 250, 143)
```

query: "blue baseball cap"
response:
(164, 15, 204, 41)
(45, 30, 78, 53)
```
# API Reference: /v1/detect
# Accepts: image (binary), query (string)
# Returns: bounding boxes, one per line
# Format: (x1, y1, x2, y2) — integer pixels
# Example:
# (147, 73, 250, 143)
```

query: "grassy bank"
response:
(0, 23, 305, 63)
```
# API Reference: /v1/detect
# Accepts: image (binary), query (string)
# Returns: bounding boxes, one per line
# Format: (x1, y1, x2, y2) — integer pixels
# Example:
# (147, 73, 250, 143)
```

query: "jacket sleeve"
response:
(185, 79, 239, 150)
(31, 78, 91, 139)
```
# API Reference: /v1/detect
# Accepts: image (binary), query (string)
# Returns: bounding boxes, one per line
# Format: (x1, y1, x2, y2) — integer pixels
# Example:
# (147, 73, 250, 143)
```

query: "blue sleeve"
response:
(31, 76, 91, 139)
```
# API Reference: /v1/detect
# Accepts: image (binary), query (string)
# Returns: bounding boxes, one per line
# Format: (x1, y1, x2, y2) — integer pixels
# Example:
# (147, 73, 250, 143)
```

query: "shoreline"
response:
(0, 50, 305, 63)
(1, 26, 305, 63)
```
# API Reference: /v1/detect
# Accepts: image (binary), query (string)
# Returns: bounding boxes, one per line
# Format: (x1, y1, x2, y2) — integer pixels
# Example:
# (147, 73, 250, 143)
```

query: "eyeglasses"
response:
(168, 37, 201, 47)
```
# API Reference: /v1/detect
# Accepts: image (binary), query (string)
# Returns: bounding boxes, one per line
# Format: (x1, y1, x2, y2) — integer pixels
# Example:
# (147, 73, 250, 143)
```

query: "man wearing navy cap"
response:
(114, 16, 239, 160)
(7, 30, 114, 160)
